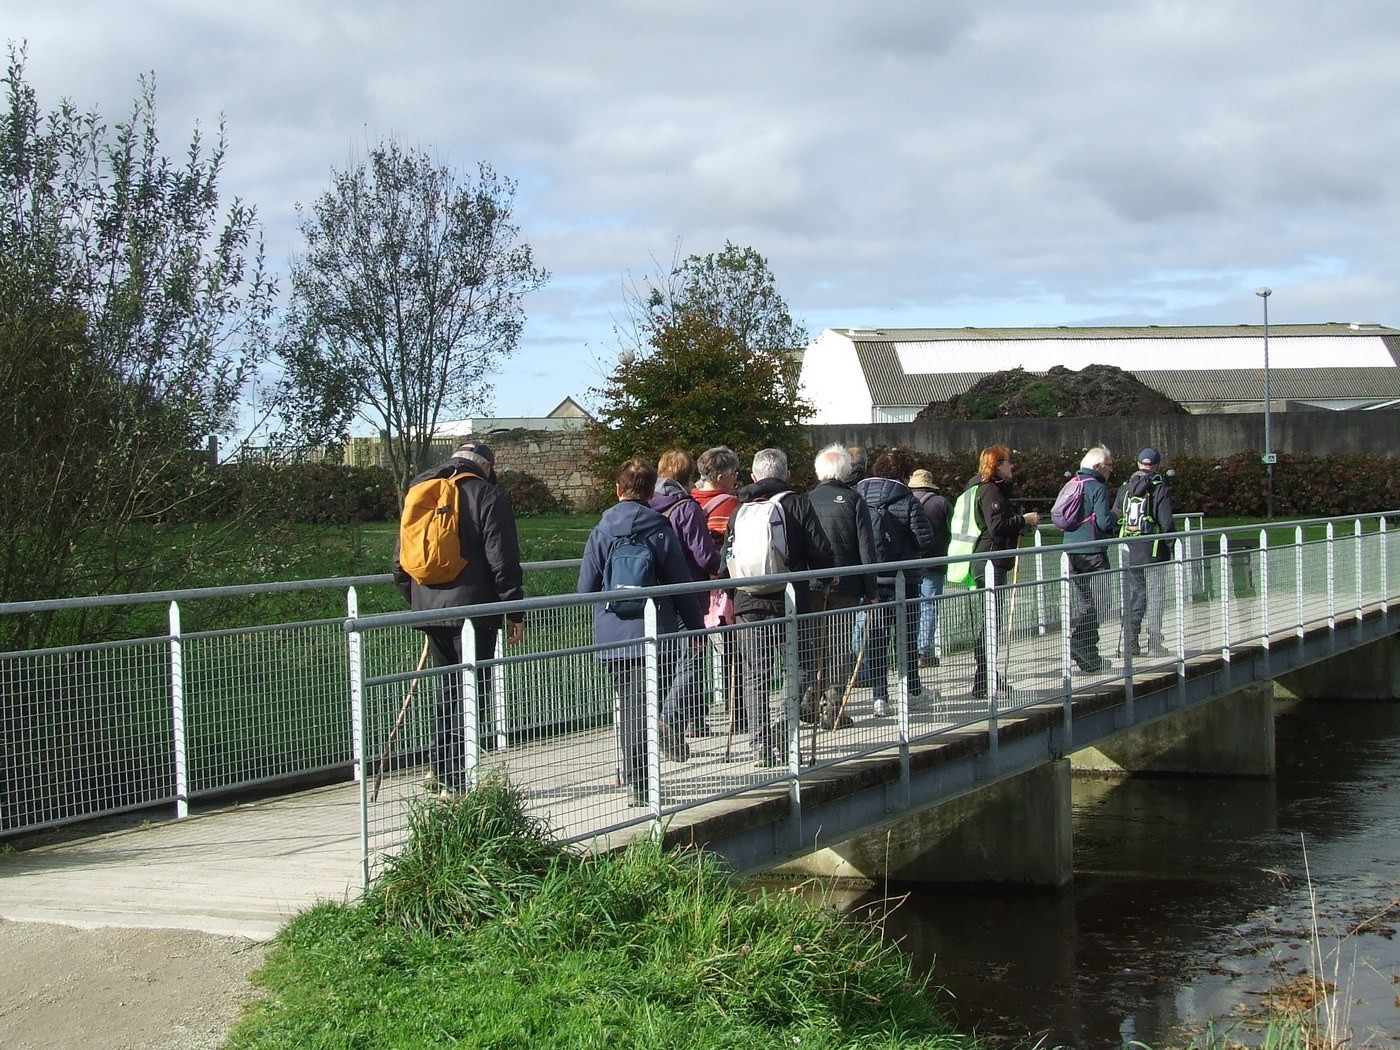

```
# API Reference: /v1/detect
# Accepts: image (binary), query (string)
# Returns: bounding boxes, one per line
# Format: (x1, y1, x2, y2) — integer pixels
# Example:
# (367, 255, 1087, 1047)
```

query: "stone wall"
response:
(490, 430, 601, 508)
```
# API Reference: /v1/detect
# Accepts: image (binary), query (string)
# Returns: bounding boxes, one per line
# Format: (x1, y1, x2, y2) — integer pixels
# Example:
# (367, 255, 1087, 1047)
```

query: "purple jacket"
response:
(649, 477, 721, 581)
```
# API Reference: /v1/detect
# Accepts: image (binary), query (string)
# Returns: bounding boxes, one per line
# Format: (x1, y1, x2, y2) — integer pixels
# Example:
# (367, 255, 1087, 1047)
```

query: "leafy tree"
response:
(0, 48, 276, 646)
(589, 243, 810, 481)
(275, 143, 548, 500)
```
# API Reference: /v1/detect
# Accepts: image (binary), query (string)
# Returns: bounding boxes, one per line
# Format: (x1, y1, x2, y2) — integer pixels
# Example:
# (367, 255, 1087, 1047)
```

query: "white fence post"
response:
(169, 601, 188, 821)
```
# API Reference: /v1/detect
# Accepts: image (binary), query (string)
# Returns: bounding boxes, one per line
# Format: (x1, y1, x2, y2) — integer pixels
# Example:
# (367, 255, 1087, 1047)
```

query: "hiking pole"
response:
(999, 540, 1023, 692)
(831, 603, 871, 732)
(372, 636, 432, 802)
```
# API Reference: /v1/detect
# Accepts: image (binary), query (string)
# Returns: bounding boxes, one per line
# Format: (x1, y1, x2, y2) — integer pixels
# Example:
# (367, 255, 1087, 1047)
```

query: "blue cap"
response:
(1137, 447, 1161, 466)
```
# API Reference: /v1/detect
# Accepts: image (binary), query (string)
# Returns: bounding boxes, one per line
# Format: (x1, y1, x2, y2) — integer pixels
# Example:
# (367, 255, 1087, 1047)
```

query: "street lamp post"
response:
(1256, 287, 1274, 517)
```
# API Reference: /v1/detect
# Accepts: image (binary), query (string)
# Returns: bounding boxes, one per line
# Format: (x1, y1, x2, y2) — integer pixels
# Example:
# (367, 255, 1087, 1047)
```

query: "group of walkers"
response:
(391, 436, 1175, 805)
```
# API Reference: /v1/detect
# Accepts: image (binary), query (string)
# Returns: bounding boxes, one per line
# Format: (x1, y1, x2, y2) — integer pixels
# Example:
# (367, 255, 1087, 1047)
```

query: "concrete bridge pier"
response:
(771, 759, 1075, 888)
(1275, 633, 1400, 701)
(1070, 681, 1276, 777)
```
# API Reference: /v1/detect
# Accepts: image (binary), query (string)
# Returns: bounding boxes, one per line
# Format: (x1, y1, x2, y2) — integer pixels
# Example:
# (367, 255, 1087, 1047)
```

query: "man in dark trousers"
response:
(723, 448, 833, 765)
(1113, 447, 1176, 657)
(392, 440, 526, 796)
(1062, 446, 1118, 673)
(807, 444, 878, 729)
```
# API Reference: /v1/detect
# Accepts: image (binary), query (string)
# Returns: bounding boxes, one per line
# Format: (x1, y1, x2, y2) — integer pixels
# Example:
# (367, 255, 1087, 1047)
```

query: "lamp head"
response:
(1255, 287, 1272, 298)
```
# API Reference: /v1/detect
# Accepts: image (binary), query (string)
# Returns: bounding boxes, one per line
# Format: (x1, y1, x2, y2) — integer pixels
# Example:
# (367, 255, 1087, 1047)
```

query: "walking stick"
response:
(372, 637, 432, 802)
(831, 604, 871, 732)
(999, 539, 1023, 690)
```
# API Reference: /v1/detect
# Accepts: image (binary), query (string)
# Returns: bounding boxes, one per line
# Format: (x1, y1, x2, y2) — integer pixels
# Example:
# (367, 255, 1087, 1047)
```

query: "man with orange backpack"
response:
(392, 440, 526, 796)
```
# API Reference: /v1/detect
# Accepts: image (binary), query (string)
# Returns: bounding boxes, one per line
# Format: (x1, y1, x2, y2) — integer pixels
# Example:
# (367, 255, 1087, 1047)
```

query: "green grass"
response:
(226, 774, 977, 1050)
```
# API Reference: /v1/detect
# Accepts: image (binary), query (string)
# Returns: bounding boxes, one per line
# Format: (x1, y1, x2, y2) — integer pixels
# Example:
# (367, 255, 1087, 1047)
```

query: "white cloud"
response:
(6, 0, 1400, 421)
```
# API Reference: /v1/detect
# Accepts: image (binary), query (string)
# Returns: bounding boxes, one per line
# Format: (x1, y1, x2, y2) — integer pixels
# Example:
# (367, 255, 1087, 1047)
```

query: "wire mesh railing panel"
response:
(183, 621, 352, 794)
(1, 640, 172, 833)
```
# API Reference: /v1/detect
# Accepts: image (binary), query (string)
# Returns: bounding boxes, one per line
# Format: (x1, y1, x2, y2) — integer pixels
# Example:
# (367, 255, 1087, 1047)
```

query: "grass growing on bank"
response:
(227, 774, 974, 1050)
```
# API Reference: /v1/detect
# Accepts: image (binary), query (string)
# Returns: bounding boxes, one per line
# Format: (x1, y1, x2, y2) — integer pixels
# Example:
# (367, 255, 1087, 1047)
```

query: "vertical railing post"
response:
(1295, 525, 1305, 643)
(643, 599, 662, 822)
(1354, 519, 1364, 628)
(783, 585, 804, 833)
(1259, 529, 1271, 678)
(1119, 563, 1133, 727)
(1220, 533, 1233, 687)
(461, 619, 480, 784)
(984, 584, 999, 771)
(894, 574, 911, 807)
(169, 601, 188, 821)
(1058, 548, 1075, 747)
(347, 588, 362, 782)
(1172, 538, 1187, 708)
(491, 624, 508, 753)
(346, 594, 370, 888)
(1033, 530, 1047, 635)
(1381, 517, 1390, 617)
(1326, 522, 1337, 648)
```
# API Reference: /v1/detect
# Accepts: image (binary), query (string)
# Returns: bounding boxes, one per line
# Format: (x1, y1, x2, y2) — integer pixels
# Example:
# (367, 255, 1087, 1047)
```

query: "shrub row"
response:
(854, 447, 1400, 519)
(177, 463, 567, 524)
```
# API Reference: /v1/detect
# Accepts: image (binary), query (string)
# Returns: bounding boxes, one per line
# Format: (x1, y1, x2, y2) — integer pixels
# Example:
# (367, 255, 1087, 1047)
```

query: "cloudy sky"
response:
(7, 1, 1399, 427)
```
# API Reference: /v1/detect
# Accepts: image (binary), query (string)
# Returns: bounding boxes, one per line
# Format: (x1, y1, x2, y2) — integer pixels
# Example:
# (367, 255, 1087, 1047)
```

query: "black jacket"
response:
(854, 476, 936, 589)
(1113, 469, 1176, 565)
(723, 477, 834, 618)
(807, 479, 878, 600)
(972, 476, 1027, 577)
(392, 457, 526, 628)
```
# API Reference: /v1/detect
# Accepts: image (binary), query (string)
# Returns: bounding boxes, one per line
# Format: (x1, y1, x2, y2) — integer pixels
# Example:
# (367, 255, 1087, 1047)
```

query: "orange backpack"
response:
(398, 471, 472, 585)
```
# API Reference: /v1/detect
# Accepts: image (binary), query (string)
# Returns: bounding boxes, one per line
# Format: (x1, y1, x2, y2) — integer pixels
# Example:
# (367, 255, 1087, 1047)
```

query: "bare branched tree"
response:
(276, 143, 548, 499)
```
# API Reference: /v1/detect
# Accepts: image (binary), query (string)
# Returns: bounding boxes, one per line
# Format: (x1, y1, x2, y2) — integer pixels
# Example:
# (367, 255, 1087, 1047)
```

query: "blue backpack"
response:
(602, 527, 662, 618)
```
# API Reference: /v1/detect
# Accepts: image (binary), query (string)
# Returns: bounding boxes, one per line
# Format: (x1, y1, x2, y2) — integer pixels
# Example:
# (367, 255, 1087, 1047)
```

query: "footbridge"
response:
(1, 514, 1397, 933)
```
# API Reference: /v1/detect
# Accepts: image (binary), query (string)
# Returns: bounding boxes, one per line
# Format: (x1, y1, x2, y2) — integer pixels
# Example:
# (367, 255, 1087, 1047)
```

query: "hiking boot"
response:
(820, 701, 854, 731)
(658, 723, 690, 762)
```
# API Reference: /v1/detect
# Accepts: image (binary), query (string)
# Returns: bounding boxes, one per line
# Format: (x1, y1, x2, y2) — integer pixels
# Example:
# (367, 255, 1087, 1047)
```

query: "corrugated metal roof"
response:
(839, 322, 1400, 342)
(854, 334, 1400, 409)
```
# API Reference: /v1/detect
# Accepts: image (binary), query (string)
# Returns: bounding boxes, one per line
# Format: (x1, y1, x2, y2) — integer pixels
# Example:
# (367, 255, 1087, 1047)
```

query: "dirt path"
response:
(0, 920, 268, 1050)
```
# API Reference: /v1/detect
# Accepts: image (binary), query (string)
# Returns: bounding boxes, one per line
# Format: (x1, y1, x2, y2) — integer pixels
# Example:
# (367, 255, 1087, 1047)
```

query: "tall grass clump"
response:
(230, 773, 972, 1049)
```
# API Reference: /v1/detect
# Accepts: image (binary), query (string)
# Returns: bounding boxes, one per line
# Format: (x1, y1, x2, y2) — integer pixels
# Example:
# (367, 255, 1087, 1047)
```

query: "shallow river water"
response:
(842, 699, 1400, 1049)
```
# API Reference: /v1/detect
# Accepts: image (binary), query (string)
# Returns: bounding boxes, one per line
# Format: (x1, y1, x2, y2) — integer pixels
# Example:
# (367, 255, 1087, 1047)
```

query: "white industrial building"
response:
(798, 323, 1400, 424)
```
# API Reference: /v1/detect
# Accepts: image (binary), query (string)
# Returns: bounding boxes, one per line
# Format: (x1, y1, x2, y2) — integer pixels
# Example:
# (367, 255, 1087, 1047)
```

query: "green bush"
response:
(498, 469, 569, 517)
(860, 446, 1400, 518)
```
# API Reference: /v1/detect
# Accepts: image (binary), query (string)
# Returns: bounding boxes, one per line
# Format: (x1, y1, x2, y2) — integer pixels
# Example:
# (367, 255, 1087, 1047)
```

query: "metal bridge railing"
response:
(2, 515, 1396, 880)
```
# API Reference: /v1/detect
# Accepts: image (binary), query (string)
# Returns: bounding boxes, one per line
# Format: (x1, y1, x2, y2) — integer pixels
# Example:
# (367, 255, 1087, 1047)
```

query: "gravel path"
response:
(0, 920, 269, 1050)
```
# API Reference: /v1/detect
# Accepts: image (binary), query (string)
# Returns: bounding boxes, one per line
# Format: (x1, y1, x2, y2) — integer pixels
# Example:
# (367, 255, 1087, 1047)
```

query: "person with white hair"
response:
(1061, 445, 1119, 673)
(805, 444, 878, 729)
(722, 448, 833, 764)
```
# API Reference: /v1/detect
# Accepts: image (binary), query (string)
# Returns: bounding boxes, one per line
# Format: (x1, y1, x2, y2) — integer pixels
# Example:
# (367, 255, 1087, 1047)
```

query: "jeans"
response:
(916, 571, 945, 659)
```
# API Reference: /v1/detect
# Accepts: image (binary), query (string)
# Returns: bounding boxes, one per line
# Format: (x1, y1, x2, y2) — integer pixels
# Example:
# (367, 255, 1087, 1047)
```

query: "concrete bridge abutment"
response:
(1276, 633, 1400, 701)
(772, 759, 1074, 887)
(1070, 681, 1276, 777)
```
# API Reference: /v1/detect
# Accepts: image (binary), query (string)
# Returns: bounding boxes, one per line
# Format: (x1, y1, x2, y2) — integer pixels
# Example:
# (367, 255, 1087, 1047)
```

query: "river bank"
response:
(841, 698, 1400, 1048)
